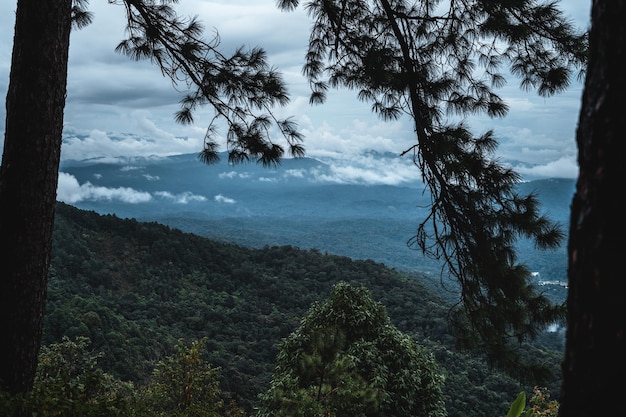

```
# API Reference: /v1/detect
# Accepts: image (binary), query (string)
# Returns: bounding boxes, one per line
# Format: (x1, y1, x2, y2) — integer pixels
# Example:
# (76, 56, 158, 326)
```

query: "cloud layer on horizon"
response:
(2, 0, 587, 182)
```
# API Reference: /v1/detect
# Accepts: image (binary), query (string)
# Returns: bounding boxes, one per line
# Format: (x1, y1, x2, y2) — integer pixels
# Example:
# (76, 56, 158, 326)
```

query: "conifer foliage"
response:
(256, 282, 447, 417)
(0, 0, 303, 397)
(113, 0, 305, 166)
(277, 0, 587, 379)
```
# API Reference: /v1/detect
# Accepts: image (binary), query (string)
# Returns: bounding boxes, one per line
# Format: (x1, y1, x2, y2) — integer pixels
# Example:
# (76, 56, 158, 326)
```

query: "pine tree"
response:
(0, 0, 74, 397)
(559, 1, 626, 416)
(0, 0, 302, 397)
(277, 0, 588, 379)
(256, 282, 447, 417)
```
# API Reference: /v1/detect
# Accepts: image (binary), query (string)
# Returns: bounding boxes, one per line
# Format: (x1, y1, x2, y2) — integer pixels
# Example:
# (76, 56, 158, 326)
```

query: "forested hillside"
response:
(45, 203, 565, 417)
(58, 153, 574, 293)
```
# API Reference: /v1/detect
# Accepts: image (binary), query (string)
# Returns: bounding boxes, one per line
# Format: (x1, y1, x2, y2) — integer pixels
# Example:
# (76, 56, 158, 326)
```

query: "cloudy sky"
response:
(0, 0, 591, 185)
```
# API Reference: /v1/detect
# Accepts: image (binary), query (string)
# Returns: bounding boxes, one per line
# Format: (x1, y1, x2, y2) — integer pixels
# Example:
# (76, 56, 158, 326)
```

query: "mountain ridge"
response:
(58, 152, 574, 298)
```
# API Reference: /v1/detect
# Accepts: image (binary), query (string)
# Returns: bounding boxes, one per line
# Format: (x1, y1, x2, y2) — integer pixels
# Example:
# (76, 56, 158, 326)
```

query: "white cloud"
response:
(219, 171, 238, 179)
(57, 172, 152, 203)
(219, 171, 251, 179)
(283, 169, 306, 178)
(214, 194, 236, 204)
(299, 115, 415, 159)
(121, 165, 143, 172)
(310, 153, 419, 185)
(1, 0, 588, 181)
(154, 191, 207, 204)
(61, 129, 203, 161)
(513, 156, 579, 180)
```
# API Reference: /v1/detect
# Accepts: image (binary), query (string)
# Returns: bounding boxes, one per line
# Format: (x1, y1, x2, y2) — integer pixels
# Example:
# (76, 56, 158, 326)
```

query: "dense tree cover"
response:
(256, 282, 447, 417)
(4, 0, 622, 413)
(0, 336, 559, 417)
(1, 0, 586, 397)
(0, 0, 302, 396)
(37, 203, 564, 417)
(559, 1, 626, 416)
(277, 0, 587, 379)
(0, 336, 244, 417)
(0, 336, 134, 417)
(154, 177, 572, 304)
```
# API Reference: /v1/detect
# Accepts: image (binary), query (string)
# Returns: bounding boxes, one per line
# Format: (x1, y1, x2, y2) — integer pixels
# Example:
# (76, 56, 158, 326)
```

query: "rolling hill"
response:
(46, 202, 566, 417)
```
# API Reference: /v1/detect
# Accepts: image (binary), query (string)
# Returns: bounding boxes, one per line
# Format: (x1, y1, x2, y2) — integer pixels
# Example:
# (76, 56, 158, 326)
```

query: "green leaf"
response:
(506, 391, 527, 417)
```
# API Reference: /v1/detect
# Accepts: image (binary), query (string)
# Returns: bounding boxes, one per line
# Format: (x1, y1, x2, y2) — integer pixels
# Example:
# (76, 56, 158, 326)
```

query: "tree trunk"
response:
(559, 1, 626, 416)
(0, 0, 72, 395)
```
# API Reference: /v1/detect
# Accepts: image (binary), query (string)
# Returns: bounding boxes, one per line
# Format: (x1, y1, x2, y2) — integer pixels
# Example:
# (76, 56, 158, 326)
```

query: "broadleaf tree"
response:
(0, 0, 303, 397)
(256, 282, 447, 417)
(0, 336, 135, 417)
(138, 338, 245, 417)
(276, 0, 588, 380)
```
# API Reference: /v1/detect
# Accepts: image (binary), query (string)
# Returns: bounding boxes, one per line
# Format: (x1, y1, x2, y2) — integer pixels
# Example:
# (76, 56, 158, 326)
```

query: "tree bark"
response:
(0, 0, 72, 394)
(559, 1, 626, 416)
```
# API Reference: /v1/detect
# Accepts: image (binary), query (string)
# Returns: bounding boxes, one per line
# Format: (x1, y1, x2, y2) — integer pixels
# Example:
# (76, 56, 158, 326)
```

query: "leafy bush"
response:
(0, 337, 244, 417)
(1, 336, 134, 417)
(505, 387, 559, 417)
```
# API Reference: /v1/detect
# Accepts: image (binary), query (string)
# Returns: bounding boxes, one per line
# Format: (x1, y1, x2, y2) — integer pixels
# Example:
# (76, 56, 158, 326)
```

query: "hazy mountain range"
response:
(58, 151, 575, 299)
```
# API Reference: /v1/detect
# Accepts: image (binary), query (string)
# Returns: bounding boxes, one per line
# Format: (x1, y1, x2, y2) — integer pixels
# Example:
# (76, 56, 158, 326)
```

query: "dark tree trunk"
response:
(559, 1, 626, 416)
(0, 0, 72, 395)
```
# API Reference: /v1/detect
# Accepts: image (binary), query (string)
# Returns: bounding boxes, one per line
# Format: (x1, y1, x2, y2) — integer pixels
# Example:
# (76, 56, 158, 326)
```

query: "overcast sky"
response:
(1, 0, 591, 185)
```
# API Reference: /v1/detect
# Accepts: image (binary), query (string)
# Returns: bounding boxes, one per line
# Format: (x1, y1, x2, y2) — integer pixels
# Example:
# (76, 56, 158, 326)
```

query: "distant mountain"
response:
(59, 152, 574, 300)
(59, 152, 424, 219)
